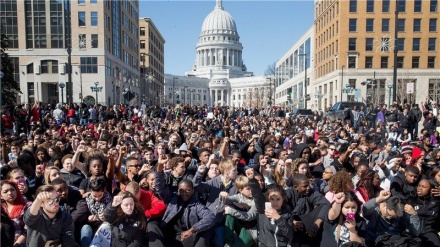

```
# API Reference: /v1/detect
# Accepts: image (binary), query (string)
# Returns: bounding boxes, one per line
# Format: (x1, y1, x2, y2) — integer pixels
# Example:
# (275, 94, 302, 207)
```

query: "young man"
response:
(390, 165, 419, 204)
(362, 190, 420, 246)
(24, 185, 78, 247)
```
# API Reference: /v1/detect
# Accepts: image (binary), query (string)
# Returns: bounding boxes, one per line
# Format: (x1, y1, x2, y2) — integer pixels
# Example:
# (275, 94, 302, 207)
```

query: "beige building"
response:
(313, 0, 440, 109)
(1, 0, 140, 106)
(139, 18, 165, 106)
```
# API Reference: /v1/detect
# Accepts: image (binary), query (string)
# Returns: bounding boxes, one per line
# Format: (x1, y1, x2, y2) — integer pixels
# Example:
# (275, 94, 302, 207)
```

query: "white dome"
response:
(201, 0, 237, 35)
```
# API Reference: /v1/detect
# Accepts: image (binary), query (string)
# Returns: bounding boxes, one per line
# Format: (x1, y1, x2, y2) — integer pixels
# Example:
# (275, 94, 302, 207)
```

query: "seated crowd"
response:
(1, 102, 440, 247)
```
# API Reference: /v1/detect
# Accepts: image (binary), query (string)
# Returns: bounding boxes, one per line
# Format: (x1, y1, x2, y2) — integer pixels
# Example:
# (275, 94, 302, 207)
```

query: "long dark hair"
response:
(356, 169, 380, 200)
(112, 191, 147, 230)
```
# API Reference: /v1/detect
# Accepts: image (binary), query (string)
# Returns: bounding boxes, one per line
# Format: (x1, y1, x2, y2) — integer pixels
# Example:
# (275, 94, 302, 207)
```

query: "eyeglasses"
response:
(129, 165, 141, 169)
(47, 197, 61, 206)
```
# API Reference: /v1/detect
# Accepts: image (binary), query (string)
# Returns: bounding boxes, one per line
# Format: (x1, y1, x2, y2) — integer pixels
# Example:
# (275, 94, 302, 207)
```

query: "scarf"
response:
(85, 191, 112, 215)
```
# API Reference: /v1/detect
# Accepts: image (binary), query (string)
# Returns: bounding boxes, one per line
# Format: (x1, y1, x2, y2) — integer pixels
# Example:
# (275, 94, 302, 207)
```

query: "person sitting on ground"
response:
(103, 191, 149, 247)
(50, 178, 82, 215)
(362, 190, 420, 246)
(24, 185, 78, 247)
(390, 165, 419, 204)
(222, 174, 258, 247)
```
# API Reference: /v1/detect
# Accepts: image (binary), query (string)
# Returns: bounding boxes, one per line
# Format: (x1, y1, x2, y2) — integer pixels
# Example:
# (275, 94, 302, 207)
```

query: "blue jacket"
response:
(155, 171, 215, 232)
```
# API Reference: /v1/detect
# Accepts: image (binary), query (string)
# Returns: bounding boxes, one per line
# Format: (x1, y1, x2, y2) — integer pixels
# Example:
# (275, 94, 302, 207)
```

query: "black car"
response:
(291, 109, 314, 118)
(325, 101, 366, 121)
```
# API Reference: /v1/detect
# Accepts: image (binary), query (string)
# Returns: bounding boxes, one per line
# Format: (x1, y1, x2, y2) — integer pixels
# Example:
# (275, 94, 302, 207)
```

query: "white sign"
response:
(407, 83, 414, 94)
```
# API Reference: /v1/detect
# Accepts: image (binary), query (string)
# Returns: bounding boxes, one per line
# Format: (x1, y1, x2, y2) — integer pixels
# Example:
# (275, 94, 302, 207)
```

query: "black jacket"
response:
(413, 195, 440, 234)
(286, 187, 330, 221)
(390, 172, 418, 204)
(249, 178, 293, 247)
(104, 205, 148, 247)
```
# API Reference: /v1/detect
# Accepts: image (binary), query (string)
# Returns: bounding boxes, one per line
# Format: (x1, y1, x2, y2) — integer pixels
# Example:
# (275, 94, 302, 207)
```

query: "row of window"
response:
(78, 0, 98, 4)
(350, 0, 438, 13)
(348, 37, 437, 52)
(352, 56, 437, 69)
(78, 11, 98, 27)
(349, 18, 437, 32)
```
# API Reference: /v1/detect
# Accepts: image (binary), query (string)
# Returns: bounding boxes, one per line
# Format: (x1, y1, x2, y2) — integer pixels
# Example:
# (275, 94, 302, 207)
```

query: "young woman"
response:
(60, 154, 85, 190)
(321, 192, 366, 247)
(79, 153, 114, 195)
(411, 179, 440, 246)
(0, 181, 32, 247)
(355, 169, 381, 204)
(44, 166, 61, 185)
(397, 128, 412, 146)
(6, 169, 33, 202)
(103, 191, 148, 246)
(248, 169, 293, 247)
(324, 170, 356, 203)
(35, 147, 50, 180)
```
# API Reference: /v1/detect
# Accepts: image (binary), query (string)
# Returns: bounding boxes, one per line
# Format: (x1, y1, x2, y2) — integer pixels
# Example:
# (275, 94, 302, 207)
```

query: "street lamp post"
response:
(387, 82, 393, 106)
(299, 53, 309, 108)
(392, 8, 399, 102)
(59, 82, 66, 105)
(340, 65, 345, 101)
(90, 81, 103, 106)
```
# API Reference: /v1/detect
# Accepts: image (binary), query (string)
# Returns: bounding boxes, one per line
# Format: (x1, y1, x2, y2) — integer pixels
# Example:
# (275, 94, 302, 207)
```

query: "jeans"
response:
(80, 118, 88, 125)
(81, 224, 93, 247)
(213, 226, 224, 247)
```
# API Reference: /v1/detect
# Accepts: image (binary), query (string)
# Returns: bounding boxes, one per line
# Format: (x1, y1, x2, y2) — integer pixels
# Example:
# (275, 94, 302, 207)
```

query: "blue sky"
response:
(139, 0, 315, 76)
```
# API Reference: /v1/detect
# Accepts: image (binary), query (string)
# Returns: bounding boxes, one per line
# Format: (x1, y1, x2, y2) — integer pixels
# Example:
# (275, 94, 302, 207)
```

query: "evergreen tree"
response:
(1, 27, 21, 107)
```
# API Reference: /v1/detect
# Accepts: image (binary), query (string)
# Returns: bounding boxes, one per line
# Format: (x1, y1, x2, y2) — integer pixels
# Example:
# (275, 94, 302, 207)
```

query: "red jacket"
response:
(2, 115, 14, 129)
(139, 189, 166, 219)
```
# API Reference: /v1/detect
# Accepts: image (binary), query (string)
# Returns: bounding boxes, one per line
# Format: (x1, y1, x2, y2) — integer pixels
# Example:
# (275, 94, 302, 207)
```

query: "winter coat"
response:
(390, 172, 417, 204)
(155, 170, 216, 232)
(249, 178, 293, 247)
(412, 195, 440, 234)
(286, 186, 330, 220)
(192, 172, 237, 217)
(104, 205, 148, 247)
(60, 168, 85, 190)
(137, 189, 166, 219)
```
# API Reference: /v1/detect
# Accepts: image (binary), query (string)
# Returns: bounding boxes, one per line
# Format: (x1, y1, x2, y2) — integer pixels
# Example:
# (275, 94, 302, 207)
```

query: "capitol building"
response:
(164, 0, 273, 108)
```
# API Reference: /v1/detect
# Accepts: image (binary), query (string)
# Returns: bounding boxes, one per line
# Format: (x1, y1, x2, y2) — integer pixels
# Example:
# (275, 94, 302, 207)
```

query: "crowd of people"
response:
(1, 98, 440, 247)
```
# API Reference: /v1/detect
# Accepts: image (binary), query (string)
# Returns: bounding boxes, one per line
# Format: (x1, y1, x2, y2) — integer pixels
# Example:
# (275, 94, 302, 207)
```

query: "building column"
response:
(226, 49, 229, 66)
(226, 90, 229, 106)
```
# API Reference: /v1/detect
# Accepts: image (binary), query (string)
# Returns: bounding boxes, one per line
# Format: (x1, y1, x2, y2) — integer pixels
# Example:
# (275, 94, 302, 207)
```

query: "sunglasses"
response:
(129, 165, 141, 168)
(48, 197, 61, 206)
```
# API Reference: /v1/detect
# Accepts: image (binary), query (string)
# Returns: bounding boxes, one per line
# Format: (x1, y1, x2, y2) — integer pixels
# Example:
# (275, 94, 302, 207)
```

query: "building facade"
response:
(313, 0, 440, 109)
(164, 0, 272, 108)
(275, 28, 314, 110)
(139, 17, 165, 106)
(1, 0, 140, 106)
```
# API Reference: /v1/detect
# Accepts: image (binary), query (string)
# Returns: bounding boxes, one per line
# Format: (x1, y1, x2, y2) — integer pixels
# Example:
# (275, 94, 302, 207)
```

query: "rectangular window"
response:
(397, 38, 405, 51)
(349, 0, 357, 12)
(382, 19, 390, 32)
(91, 0, 97, 3)
(414, 0, 422, 12)
(428, 57, 436, 68)
(27, 83, 35, 104)
(140, 40, 145, 49)
(349, 19, 357, 32)
(397, 57, 404, 68)
(91, 12, 98, 26)
(79, 34, 86, 49)
(413, 38, 420, 51)
(366, 38, 374, 51)
(349, 38, 357, 51)
(78, 0, 85, 4)
(382, 0, 390, 12)
(365, 56, 373, 68)
(397, 19, 405, 32)
(78, 12, 86, 27)
(413, 19, 421, 31)
(397, 0, 406, 12)
(105, 59, 111, 75)
(431, 0, 438, 12)
(41, 60, 49, 74)
(381, 57, 388, 68)
(91, 34, 98, 48)
(348, 56, 357, 68)
(412, 57, 419, 68)
(366, 19, 374, 32)
(80, 57, 98, 73)
(367, 0, 374, 12)
(51, 60, 58, 74)
(140, 27, 145, 36)
(429, 18, 437, 31)
(429, 38, 437, 51)
(27, 63, 34, 74)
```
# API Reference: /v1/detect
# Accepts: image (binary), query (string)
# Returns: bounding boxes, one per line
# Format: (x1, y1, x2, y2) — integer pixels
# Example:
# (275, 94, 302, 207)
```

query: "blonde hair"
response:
(44, 166, 61, 185)
(235, 175, 249, 191)
(219, 159, 236, 174)
(125, 181, 140, 196)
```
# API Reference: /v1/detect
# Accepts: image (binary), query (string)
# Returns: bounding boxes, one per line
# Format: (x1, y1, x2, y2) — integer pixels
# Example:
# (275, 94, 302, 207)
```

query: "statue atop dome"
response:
(215, 0, 223, 10)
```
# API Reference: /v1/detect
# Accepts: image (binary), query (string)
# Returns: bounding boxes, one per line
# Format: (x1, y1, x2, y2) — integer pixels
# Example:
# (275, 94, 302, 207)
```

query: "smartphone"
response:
(346, 212, 355, 221)
(265, 202, 272, 210)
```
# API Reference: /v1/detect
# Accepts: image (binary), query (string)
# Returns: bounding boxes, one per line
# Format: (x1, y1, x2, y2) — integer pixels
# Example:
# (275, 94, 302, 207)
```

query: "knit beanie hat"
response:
(401, 145, 412, 155)
(412, 147, 423, 160)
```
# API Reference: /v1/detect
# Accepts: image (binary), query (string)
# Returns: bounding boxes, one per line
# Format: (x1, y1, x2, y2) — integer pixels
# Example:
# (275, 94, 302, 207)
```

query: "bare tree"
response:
(264, 62, 276, 76)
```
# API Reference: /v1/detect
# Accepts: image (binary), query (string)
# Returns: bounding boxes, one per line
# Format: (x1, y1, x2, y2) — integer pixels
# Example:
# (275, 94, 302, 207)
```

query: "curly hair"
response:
(291, 158, 313, 178)
(328, 170, 353, 193)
